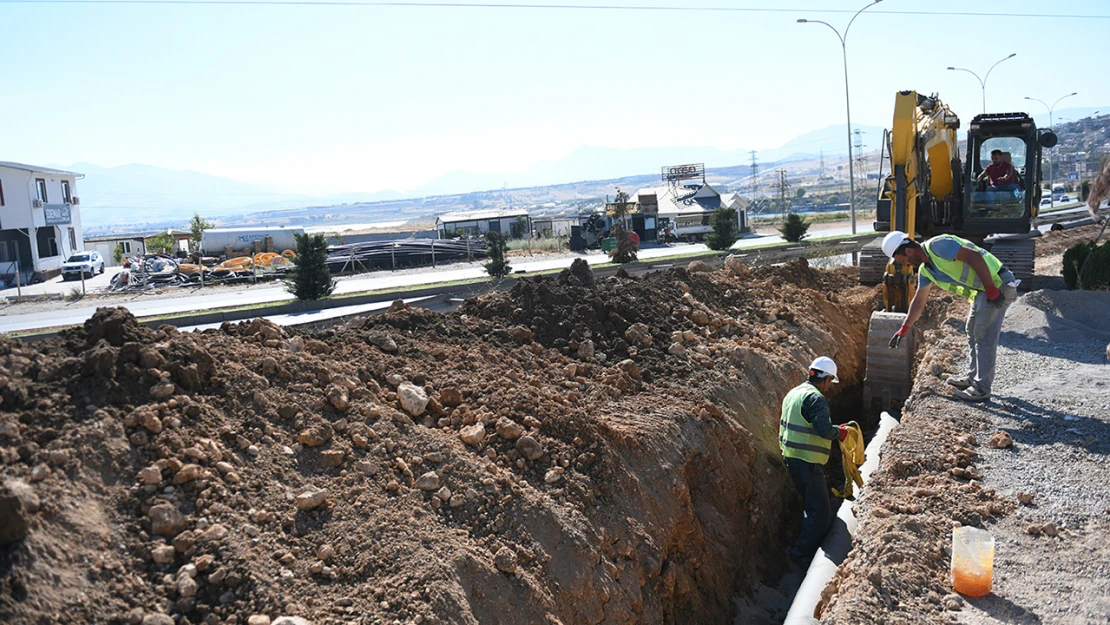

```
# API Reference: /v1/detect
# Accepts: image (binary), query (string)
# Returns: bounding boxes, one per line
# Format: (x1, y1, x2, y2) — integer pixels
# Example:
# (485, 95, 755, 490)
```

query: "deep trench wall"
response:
(0, 262, 875, 625)
(527, 268, 874, 624)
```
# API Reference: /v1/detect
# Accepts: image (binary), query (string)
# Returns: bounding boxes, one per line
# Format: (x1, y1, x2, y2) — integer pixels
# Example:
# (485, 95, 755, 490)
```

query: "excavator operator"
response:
(977, 149, 1020, 193)
(883, 231, 1018, 402)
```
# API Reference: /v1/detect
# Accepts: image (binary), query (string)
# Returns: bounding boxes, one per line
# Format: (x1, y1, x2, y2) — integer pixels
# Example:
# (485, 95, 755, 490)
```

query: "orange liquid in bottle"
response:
(952, 568, 992, 597)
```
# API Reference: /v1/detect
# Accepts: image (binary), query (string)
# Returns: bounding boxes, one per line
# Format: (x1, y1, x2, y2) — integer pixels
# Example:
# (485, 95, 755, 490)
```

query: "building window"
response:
(68, 228, 77, 251)
(0, 179, 5, 206)
(36, 179, 48, 203)
(0, 241, 15, 263)
(61, 181, 72, 204)
(121, 241, 133, 255)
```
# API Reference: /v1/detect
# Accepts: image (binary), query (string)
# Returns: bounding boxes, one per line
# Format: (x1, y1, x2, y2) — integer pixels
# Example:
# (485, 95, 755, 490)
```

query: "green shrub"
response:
(284, 233, 336, 300)
(706, 206, 739, 250)
(1063, 241, 1110, 290)
(484, 231, 512, 277)
(778, 213, 811, 243)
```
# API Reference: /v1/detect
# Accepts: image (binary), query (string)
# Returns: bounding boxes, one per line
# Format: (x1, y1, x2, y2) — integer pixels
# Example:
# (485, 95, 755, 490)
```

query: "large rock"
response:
(515, 436, 544, 461)
(495, 417, 524, 441)
(272, 618, 312, 625)
(459, 423, 486, 446)
(149, 503, 187, 537)
(0, 485, 29, 547)
(414, 471, 440, 491)
(296, 487, 328, 510)
(397, 382, 429, 417)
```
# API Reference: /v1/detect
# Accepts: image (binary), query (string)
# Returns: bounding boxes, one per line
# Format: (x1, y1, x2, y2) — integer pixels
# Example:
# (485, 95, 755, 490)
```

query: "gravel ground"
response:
(956, 290, 1110, 624)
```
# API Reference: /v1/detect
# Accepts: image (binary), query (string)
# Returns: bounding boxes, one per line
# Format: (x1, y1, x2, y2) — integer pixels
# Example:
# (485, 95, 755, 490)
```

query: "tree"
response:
(146, 232, 176, 254)
(795, 188, 806, 199)
(189, 213, 213, 251)
(706, 206, 739, 251)
(284, 232, 336, 300)
(483, 231, 512, 278)
(113, 243, 125, 264)
(513, 216, 530, 239)
(608, 190, 638, 264)
(779, 213, 811, 243)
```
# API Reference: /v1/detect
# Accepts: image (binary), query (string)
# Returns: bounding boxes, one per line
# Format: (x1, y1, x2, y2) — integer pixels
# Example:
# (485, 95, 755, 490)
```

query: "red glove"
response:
(836, 425, 848, 441)
(984, 285, 1001, 301)
(889, 325, 910, 349)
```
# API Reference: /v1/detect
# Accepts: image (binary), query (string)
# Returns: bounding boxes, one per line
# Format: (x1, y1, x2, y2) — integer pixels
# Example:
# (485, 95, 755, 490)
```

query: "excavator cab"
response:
(961, 113, 1056, 236)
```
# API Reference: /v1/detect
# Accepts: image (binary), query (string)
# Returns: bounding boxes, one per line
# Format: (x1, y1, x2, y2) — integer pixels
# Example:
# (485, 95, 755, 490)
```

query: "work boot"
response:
(946, 376, 973, 390)
(954, 386, 991, 402)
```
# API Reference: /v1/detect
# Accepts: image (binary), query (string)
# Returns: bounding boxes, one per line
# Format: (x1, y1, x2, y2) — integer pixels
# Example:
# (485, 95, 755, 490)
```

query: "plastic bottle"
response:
(951, 526, 994, 597)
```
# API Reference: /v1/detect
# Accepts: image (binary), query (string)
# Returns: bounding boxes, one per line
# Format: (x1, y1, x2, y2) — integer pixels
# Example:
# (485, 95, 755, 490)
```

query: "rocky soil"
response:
(0, 257, 877, 625)
(818, 223, 1110, 625)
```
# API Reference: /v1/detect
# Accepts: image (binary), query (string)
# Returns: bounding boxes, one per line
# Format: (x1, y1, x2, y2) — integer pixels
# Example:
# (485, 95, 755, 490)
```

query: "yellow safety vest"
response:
(920, 235, 1004, 302)
(779, 382, 833, 464)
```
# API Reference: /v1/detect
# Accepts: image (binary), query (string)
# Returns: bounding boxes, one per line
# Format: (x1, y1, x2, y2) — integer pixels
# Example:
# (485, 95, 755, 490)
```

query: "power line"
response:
(0, 1, 1105, 20)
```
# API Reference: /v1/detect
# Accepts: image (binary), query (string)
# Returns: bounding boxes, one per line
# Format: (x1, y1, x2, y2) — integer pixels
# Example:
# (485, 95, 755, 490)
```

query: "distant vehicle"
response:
(1040, 198, 1053, 207)
(1060, 194, 1072, 202)
(61, 251, 105, 280)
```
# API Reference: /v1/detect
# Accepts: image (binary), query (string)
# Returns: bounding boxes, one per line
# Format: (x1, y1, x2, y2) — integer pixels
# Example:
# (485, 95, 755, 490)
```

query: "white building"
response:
(436, 208, 531, 238)
(0, 162, 85, 285)
(631, 181, 747, 241)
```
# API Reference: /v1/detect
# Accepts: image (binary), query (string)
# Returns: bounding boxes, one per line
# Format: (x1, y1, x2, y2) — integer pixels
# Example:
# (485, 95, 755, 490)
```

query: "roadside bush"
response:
(1064, 240, 1110, 290)
(706, 206, 739, 251)
(285, 232, 336, 300)
(484, 231, 511, 278)
(779, 213, 811, 243)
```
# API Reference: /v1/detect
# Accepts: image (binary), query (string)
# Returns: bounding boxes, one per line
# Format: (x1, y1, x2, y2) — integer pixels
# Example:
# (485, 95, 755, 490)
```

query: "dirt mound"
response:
(0, 260, 875, 624)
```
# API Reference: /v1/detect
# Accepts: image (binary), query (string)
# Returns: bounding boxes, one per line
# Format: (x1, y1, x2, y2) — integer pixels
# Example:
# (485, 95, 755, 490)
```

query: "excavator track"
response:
(863, 311, 915, 418)
(859, 237, 888, 286)
(984, 237, 1035, 286)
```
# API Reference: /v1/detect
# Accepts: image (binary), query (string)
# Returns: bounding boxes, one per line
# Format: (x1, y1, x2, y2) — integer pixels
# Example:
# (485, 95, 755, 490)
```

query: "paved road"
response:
(6, 230, 850, 334)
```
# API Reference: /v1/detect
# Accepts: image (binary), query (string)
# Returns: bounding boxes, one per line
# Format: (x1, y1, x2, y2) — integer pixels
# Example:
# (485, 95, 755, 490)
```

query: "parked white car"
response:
(61, 251, 105, 280)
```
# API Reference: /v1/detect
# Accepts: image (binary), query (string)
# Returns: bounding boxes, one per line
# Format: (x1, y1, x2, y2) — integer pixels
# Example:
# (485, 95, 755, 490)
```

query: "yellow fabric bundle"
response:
(832, 421, 865, 500)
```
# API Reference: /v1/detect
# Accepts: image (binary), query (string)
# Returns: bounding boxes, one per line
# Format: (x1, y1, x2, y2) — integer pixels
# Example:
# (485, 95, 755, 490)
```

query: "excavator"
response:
(860, 90, 1058, 415)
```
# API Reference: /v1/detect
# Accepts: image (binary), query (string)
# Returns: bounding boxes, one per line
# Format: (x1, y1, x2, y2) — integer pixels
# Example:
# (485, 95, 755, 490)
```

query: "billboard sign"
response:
(662, 163, 705, 182)
(44, 204, 71, 226)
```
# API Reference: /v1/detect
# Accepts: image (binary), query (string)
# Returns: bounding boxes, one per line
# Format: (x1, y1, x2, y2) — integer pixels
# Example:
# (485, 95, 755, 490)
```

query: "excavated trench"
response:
(0, 257, 881, 625)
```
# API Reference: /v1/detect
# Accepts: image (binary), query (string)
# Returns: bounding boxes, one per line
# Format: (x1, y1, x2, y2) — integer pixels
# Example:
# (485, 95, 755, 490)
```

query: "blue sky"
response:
(1, 0, 1107, 194)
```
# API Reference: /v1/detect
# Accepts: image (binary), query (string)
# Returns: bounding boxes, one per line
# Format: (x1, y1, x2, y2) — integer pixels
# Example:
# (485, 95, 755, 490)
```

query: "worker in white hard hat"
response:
(882, 230, 1018, 402)
(779, 356, 849, 568)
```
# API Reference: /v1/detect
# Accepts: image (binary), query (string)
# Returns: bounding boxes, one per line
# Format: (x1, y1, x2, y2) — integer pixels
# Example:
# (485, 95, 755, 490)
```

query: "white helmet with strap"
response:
(809, 356, 839, 383)
(882, 230, 912, 259)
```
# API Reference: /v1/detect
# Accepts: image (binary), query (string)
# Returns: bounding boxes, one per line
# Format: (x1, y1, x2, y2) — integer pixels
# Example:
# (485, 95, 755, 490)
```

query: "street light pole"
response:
(946, 53, 1015, 114)
(1024, 92, 1078, 206)
(798, 0, 883, 235)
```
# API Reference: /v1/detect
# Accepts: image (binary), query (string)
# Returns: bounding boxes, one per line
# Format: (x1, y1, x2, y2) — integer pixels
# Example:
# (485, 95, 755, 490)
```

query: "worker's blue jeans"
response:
(785, 457, 831, 564)
(966, 283, 1018, 394)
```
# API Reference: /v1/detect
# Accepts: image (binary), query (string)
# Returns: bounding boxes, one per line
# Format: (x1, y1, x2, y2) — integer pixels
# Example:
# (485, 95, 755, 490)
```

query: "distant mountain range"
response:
(61, 105, 1104, 230)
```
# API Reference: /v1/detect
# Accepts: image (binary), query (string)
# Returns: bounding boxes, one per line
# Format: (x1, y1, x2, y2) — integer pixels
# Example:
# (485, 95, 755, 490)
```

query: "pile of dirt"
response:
(0, 258, 875, 625)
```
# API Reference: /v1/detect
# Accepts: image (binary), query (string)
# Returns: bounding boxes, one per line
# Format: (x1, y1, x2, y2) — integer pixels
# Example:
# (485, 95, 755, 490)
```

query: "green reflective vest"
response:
(779, 382, 833, 464)
(920, 235, 1004, 303)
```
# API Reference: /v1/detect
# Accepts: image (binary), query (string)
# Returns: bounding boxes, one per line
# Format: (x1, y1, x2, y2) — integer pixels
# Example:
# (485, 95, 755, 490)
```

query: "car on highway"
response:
(1041, 198, 1053, 207)
(60, 251, 105, 280)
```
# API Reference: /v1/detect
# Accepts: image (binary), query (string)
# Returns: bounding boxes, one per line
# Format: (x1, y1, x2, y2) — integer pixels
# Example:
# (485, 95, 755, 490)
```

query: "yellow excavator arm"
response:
(880, 91, 961, 311)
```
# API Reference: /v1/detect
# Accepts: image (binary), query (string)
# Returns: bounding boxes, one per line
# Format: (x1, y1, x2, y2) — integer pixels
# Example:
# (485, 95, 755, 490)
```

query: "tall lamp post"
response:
(797, 0, 883, 235)
(946, 52, 1016, 113)
(1025, 92, 1078, 206)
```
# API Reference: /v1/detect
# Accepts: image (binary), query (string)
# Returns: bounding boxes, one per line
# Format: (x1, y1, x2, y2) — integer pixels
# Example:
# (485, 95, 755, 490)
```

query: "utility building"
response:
(0, 161, 84, 285)
(436, 208, 531, 239)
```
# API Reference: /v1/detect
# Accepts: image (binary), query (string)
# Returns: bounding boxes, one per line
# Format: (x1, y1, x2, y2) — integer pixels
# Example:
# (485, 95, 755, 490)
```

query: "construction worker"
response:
(883, 231, 1018, 402)
(779, 356, 849, 568)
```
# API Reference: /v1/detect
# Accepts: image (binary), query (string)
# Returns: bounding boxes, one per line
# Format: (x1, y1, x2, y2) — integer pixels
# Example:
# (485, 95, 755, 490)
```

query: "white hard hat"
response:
(809, 356, 839, 383)
(882, 231, 911, 259)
